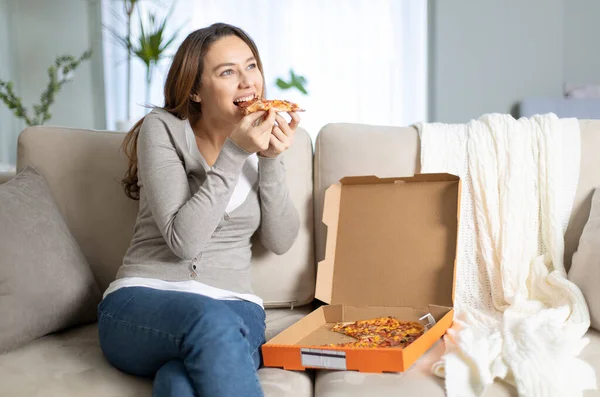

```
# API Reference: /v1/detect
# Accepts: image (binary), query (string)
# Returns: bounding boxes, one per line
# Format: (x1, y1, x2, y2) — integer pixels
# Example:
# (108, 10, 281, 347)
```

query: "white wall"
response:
(564, 0, 600, 85)
(0, 0, 105, 166)
(429, 0, 600, 123)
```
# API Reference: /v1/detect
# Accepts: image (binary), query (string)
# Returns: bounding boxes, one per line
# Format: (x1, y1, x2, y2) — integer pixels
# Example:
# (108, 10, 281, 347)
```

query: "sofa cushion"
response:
(0, 307, 313, 397)
(0, 171, 14, 184)
(16, 125, 316, 308)
(265, 305, 314, 341)
(569, 187, 600, 331)
(16, 127, 139, 295)
(313, 123, 419, 263)
(566, 120, 600, 272)
(313, 120, 600, 269)
(314, 340, 516, 396)
(258, 368, 314, 397)
(0, 167, 101, 353)
(315, 328, 600, 396)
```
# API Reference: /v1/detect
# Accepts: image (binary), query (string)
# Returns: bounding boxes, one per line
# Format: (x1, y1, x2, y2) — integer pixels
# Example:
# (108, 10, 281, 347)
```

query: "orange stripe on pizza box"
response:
(262, 173, 461, 373)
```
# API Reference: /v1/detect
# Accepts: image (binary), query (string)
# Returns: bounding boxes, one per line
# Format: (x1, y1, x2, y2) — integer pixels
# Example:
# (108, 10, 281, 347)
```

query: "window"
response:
(102, 0, 428, 140)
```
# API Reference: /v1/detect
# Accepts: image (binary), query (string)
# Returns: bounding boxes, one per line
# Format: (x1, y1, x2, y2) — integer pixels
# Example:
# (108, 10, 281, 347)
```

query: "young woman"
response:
(97, 23, 300, 397)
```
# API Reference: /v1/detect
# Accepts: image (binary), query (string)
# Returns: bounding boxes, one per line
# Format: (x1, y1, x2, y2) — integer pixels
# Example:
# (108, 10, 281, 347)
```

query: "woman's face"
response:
(195, 35, 264, 124)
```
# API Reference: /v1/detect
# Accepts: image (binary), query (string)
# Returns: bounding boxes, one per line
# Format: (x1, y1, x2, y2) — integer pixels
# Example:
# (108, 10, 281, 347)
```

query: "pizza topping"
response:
(327, 316, 426, 349)
(236, 96, 305, 115)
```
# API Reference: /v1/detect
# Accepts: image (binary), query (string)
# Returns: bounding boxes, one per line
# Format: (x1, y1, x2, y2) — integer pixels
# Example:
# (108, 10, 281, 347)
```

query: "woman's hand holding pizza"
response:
(229, 109, 277, 153)
(258, 112, 301, 158)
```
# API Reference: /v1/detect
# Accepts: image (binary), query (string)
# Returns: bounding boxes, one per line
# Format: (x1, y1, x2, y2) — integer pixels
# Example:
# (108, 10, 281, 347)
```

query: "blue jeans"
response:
(97, 287, 266, 397)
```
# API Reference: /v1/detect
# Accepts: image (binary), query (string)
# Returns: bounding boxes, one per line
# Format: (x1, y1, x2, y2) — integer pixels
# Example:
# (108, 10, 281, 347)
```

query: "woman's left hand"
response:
(258, 112, 300, 158)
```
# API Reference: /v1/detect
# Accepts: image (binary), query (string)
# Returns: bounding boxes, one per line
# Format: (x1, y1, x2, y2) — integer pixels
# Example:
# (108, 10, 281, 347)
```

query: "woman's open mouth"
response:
(233, 94, 256, 107)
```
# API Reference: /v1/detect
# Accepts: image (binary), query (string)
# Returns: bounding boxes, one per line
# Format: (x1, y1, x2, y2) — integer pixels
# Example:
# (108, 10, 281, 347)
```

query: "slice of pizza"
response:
(236, 96, 305, 115)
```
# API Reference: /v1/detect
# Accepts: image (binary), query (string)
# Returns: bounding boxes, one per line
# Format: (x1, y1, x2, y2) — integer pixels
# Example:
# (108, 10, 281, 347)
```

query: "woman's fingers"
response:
(271, 125, 287, 142)
(257, 108, 277, 132)
(242, 110, 266, 128)
(271, 125, 294, 153)
(288, 112, 300, 130)
(269, 133, 285, 152)
(274, 114, 291, 136)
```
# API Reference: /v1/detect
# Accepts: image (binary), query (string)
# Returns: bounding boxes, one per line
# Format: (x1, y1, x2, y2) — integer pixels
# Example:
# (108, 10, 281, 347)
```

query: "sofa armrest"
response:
(0, 172, 15, 184)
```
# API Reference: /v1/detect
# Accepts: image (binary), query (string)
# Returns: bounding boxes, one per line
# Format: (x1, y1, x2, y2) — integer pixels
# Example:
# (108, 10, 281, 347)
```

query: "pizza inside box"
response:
(262, 173, 461, 373)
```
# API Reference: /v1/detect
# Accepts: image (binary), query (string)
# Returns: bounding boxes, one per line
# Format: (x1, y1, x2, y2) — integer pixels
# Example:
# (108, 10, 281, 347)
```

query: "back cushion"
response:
(17, 125, 315, 308)
(313, 121, 600, 271)
(17, 127, 137, 293)
(567, 120, 600, 271)
(0, 173, 14, 184)
(313, 123, 420, 264)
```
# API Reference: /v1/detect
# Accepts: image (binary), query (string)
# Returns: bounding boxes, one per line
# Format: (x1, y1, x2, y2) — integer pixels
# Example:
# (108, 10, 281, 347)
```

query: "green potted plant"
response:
(0, 50, 92, 126)
(132, 5, 181, 107)
(107, 1, 181, 129)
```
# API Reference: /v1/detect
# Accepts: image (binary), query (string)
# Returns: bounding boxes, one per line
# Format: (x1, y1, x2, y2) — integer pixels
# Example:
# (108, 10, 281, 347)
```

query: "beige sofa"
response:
(1, 120, 600, 397)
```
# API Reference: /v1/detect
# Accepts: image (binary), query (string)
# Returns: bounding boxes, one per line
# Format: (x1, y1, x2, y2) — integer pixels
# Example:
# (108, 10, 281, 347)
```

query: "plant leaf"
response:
(276, 78, 292, 89)
(275, 69, 308, 95)
(130, 3, 181, 71)
(294, 83, 308, 95)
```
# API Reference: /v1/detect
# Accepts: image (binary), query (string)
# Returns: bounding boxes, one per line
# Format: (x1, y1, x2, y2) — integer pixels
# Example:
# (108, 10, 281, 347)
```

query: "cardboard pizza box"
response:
(261, 173, 460, 373)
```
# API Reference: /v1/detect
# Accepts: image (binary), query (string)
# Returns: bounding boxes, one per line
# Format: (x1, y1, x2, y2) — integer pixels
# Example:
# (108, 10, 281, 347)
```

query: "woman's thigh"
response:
(97, 287, 250, 377)
(221, 300, 266, 366)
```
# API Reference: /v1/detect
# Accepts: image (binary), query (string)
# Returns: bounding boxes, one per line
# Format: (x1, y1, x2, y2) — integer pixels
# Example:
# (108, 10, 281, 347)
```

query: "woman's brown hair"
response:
(121, 23, 265, 200)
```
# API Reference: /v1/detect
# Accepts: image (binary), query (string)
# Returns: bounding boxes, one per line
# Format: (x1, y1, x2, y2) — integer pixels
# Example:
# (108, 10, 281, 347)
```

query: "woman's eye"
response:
(221, 69, 234, 76)
(247, 63, 257, 70)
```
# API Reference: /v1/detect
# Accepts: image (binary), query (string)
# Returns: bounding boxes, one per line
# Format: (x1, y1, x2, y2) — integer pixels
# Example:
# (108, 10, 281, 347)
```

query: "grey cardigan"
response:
(116, 108, 300, 295)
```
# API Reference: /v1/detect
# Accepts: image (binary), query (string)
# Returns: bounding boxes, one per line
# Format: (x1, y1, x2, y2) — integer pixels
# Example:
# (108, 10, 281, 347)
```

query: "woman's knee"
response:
(153, 360, 195, 397)
(155, 360, 187, 378)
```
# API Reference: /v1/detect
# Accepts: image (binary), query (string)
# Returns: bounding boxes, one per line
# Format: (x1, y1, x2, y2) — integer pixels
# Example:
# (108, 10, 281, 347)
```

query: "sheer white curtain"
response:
(102, 0, 428, 139)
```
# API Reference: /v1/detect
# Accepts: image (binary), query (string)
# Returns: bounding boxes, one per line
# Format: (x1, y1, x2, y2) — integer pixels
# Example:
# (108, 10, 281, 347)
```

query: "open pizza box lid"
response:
(261, 173, 461, 373)
(315, 173, 460, 309)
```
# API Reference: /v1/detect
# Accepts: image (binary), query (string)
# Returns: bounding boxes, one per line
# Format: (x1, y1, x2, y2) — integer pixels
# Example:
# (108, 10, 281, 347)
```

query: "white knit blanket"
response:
(415, 113, 596, 397)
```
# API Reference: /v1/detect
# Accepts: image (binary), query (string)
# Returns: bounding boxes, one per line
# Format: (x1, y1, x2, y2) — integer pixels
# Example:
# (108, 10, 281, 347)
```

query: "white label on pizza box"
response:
(300, 348, 347, 370)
